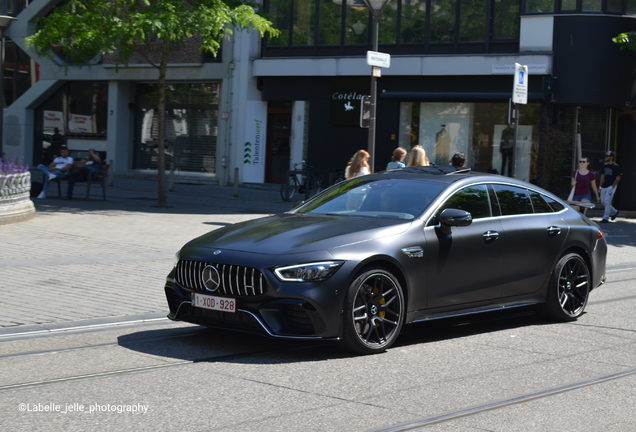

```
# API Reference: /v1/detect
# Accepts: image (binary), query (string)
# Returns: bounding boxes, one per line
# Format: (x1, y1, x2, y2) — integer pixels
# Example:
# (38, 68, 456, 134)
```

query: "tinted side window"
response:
(541, 194, 565, 212)
(488, 184, 501, 216)
(438, 185, 491, 219)
(493, 184, 533, 216)
(530, 191, 554, 213)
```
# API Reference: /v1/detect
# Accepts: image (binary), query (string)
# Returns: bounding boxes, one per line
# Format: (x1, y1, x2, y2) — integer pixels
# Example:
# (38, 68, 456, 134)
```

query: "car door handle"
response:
(547, 226, 562, 236)
(483, 231, 499, 241)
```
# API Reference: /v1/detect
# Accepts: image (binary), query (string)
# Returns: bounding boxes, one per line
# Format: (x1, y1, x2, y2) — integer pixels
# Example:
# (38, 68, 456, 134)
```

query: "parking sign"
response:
(513, 63, 528, 104)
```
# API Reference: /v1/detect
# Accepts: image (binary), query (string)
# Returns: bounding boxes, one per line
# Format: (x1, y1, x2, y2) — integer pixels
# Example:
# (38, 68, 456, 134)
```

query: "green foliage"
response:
(25, 0, 278, 68)
(612, 31, 636, 51)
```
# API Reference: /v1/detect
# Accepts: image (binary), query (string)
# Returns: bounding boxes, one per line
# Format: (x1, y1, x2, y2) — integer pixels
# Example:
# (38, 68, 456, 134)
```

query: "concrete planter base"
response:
(0, 172, 36, 225)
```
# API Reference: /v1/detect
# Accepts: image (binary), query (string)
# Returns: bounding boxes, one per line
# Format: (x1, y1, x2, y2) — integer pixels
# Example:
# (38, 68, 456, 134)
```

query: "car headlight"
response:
(274, 261, 345, 282)
(173, 250, 180, 268)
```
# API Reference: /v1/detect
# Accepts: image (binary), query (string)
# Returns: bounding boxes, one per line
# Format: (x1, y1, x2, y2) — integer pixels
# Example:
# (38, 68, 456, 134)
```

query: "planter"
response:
(0, 172, 36, 225)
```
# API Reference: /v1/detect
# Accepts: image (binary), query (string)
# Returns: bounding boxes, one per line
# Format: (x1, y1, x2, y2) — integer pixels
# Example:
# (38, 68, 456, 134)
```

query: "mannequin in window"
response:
(435, 125, 450, 166)
(500, 125, 514, 176)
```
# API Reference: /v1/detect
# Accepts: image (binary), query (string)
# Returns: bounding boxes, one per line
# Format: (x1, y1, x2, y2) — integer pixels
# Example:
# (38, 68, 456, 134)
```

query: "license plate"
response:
(191, 293, 236, 313)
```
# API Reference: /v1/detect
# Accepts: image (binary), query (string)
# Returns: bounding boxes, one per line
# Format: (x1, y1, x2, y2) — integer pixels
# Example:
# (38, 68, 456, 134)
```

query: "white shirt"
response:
(53, 156, 73, 170)
(345, 166, 370, 179)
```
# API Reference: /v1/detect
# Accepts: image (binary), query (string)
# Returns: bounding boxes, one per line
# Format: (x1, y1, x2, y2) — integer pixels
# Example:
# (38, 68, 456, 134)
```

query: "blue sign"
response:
(518, 71, 525, 85)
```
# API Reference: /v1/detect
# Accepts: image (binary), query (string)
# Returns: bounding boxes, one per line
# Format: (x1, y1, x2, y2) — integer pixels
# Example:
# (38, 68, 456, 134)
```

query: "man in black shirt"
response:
(599, 151, 621, 223)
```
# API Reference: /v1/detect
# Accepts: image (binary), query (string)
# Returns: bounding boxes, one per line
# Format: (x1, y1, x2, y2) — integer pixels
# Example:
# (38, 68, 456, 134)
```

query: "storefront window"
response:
(378, 1, 398, 44)
(560, 0, 577, 11)
(493, 0, 519, 40)
(525, 0, 554, 13)
(628, 0, 636, 14)
(268, 0, 291, 46)
(581, 0, 602, 12)
(400, 0, 427, 44)
(319, 0, 343, 45)
(606, 0, 622, 12)
(293, 0, 316, 46)
(2, 41, 37, 107)
(430, 0, 456, 43)
(345, 0, 369, 45)
(399, 102, 541, 183)
(132, 83, 220, 173)
(460, 0, 487, 42)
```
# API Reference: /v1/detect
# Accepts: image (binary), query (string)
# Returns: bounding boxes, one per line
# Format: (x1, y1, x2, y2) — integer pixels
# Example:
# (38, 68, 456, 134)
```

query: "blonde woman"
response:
(406, 147, 430, 167)
(345, 149, 370, 179)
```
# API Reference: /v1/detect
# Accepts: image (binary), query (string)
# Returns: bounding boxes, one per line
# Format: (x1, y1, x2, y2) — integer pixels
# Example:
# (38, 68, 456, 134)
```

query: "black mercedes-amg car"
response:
(164, 166, 607, 354)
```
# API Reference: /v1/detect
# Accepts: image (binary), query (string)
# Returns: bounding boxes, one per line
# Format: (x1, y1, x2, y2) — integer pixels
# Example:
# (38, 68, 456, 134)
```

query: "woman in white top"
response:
(345, 149, 370, 179)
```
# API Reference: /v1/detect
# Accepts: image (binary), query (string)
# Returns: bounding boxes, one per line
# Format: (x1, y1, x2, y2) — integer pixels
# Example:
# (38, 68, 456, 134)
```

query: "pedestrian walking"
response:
(599, 151, 621, 223)
(345, 149, 370, 179)
(386, 147, 406, 170)
(570, 156, 600, 216)
(406, 147, 429, 167)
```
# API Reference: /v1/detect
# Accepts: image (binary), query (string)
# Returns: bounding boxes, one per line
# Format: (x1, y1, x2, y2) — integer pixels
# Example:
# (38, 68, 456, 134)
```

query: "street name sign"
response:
(367, 51, 391, 68)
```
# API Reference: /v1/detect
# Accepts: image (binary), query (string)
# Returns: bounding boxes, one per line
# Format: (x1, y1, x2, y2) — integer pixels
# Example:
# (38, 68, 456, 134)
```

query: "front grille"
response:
(175, 260, 268, 296)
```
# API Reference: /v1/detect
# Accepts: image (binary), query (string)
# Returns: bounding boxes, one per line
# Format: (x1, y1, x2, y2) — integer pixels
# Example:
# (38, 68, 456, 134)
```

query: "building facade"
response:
(3, 0, 636, 208)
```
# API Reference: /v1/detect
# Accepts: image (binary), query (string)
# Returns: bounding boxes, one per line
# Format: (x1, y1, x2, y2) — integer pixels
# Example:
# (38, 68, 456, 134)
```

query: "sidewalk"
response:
(1, 176, 635, 331)
(0, 177, 295, 329)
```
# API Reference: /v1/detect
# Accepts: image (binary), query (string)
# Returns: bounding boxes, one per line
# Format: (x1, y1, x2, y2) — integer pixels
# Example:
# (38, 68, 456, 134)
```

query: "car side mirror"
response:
(439, 208, 473, 235)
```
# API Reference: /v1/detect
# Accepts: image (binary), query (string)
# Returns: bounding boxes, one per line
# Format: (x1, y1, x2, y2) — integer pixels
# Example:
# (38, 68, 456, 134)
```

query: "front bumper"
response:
(164, 263, 351, 340)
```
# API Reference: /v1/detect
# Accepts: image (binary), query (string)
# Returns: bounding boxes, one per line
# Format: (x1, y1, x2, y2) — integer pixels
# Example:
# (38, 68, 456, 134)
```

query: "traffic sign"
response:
(367, 51, 391, 68)
(512, 63, 528, 104)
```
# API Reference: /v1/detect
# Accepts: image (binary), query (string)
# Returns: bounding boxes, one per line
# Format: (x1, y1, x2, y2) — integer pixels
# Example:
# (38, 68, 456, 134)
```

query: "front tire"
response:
(340, 268, 405, 355)
(538, 253, 590, 321)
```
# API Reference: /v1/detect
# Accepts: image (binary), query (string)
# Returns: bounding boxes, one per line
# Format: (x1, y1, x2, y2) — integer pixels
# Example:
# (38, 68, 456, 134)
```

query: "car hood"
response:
(185, 213, 411, 255)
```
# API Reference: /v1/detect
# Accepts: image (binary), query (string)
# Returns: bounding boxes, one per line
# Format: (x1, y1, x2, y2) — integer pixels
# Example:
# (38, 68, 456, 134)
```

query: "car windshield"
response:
(294, 178, 445, 220)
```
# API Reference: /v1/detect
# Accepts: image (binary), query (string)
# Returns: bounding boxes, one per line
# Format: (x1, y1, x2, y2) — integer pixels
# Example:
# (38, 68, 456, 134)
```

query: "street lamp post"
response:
(0, 15, 16, 158)
(362, 0, 392, 173)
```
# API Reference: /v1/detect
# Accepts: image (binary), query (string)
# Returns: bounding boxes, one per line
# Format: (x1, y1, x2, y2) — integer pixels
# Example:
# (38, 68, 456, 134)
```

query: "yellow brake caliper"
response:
(374, 288, 385, 327)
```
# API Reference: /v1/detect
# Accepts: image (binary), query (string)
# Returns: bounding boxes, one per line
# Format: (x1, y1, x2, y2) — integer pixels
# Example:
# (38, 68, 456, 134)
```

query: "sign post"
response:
(365, 49, 391, 172)
(510, 63, 528, 178)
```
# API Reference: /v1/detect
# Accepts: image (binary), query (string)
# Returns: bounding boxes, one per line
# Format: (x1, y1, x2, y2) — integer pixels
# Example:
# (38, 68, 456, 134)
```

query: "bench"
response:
(52, 150, 108, 201)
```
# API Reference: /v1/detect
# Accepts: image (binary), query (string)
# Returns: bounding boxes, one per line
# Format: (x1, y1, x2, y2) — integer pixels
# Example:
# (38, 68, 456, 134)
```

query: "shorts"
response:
(573, 193, 591, 202)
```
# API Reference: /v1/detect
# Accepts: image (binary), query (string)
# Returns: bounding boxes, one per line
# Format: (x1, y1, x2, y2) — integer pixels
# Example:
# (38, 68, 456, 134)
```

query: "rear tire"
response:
(340, 268, 404, 355)
(280, 175, 298, 202)
(537, 253, 590, 321)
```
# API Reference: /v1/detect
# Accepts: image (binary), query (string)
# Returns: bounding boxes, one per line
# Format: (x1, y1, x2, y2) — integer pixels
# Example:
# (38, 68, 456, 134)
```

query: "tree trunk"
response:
(156, 42, 168, 207)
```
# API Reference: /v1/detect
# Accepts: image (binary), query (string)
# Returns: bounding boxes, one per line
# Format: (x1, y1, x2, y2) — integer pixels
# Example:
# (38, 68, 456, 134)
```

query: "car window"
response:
(297, 179, 445, 220)
(541, 194, 565, 212)
(529, 191, 554, 213)
(488, 184, 501, 216)
(492, 184, 533, 216)
(436, 184, 491, 220)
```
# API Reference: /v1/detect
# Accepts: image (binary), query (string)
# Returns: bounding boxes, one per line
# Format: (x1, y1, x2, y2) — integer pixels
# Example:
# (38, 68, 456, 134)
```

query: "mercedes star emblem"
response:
(202, 265, 221, 292)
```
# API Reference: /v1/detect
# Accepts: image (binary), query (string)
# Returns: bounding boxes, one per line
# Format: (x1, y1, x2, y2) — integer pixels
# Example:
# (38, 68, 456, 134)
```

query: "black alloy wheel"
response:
(538, 253, 590, 321)
(340, 268, 404, 354)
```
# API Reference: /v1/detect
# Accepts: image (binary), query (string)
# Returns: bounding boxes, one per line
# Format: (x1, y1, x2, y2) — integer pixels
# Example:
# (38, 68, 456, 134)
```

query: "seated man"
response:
(64, 149, 102, 200)
(37, 146, 73, 199)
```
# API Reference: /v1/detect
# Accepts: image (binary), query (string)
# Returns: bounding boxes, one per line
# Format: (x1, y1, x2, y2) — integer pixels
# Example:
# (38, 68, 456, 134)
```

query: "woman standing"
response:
(571, 156, 600, 215)
(345, 150, 370, 179)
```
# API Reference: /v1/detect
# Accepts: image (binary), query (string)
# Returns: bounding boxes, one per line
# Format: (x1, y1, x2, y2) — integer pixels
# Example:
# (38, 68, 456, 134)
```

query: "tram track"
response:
(373, 366, 636, 432)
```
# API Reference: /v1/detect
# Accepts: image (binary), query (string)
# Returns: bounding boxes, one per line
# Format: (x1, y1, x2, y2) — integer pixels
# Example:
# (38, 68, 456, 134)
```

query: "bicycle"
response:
(281, 160, 322, 202)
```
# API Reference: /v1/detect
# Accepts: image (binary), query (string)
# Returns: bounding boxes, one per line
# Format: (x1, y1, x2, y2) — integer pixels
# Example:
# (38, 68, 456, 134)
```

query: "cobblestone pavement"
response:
(1, 176, 635, 330)
(0, 177, 294, 328)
